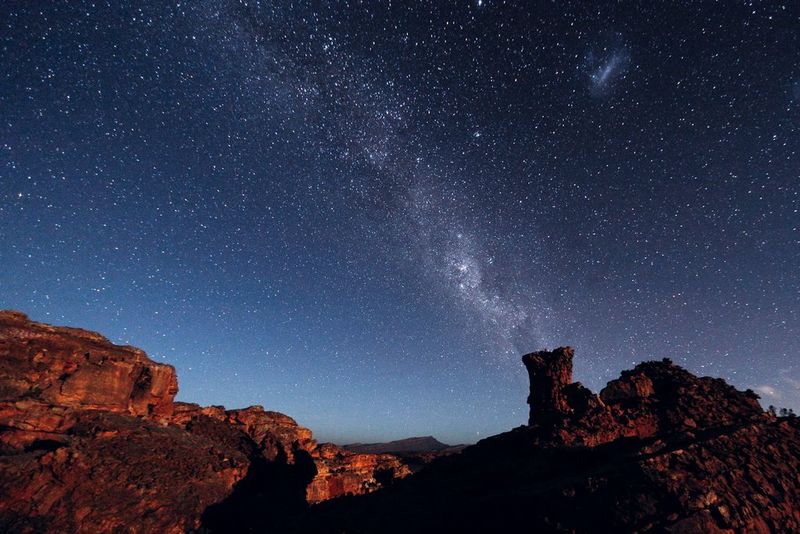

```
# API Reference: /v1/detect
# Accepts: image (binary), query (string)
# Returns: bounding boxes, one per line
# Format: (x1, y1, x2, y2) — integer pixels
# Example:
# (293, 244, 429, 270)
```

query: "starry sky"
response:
(2, 1, 798, 444)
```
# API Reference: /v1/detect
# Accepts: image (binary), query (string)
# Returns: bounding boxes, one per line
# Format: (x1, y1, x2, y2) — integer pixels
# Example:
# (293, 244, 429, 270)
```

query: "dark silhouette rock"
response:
(522, 346, 574, 425)
(296, 348, 800, 533)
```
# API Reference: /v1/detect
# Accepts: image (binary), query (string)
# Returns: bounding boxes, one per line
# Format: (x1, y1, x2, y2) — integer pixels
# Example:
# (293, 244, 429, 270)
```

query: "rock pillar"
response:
(522, 347, 574, 426)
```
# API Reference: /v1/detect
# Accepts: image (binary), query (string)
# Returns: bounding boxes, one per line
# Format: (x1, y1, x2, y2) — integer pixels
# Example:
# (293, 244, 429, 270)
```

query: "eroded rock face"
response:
(0, 311, 409, 533)
(524, 349, 765, 448)
(12, 311, 792, 533)
(0, 313, 259, 533)
(170, 402, 410, 504)
(0, 411, 249, 534)
(522, 347, 574, 425)
(297, 348, 800, 533)
(171, 402, 316, 464)
(307, 446, 410, 503)
(0, 310, 177, 421)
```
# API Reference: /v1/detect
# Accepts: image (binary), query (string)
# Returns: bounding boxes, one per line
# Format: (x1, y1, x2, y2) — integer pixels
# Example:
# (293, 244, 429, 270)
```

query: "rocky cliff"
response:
(0, 310, 177, 451)
(4, 312, 798, 533)
(299, 347, 800, 533)
(0, 311, 408, 533)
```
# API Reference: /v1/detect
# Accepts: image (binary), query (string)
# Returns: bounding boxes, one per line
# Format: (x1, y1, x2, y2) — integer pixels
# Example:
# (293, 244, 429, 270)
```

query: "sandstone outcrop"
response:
(0, 310, 177, 452)
(522, 347, 765, 448)
(0, 410, 249, 534)
(522, 346, 574, 425)
(307, 445, 408, 503)
(298, 347, 800, 533)
(0, 311, 408, 533)
(6, 311, 797, 533)
(171, 401, 410, 504)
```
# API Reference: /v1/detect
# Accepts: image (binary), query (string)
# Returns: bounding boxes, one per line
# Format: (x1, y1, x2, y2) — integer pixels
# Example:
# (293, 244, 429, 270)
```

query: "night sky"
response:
(2, 1, 798, 444)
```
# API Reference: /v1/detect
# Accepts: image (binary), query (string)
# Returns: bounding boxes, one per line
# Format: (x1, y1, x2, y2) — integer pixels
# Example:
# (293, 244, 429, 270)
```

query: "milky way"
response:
(194, 1, 558, 357)
(1, 1, 798, 443)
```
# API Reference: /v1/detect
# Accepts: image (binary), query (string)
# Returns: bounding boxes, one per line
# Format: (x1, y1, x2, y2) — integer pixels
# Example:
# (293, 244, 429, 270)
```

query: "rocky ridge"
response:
(0, 311, 409, 533)
(3, 312, 798, 533)
(299, 347, 800, 532)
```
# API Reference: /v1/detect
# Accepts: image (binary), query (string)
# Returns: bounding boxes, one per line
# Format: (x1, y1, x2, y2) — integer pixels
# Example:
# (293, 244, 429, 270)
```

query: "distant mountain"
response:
(344, 436, 457, 454)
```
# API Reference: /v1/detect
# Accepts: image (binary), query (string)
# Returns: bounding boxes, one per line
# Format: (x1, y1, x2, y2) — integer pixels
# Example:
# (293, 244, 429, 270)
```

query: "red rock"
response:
(13, 311, 795, 533)
(0, 311, 410, 533)
(226, 406, 316, 462)
(0, 410, 248, 534)
(306, 448, 410, 503)
(170, 401, 410, 503)
(600, 371, 655, 402)
(0, 311, 177, 421)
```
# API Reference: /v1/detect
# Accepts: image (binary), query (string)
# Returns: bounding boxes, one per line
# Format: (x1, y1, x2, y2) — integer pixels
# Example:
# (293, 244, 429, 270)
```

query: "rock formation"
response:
(306, 443, 408, 503)
(169, 402, 410, 505)
(297, 347, 800, 533)
(0, 311, 408, 533)
(522, 347, 575, 425)
(523, 347, 766, 449)
(0, 309, 177, 451)
(4, 311, 799, 533)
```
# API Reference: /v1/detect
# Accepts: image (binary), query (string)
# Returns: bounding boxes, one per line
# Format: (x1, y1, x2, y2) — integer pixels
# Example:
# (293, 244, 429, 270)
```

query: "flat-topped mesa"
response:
(521, 347, 574, 426)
